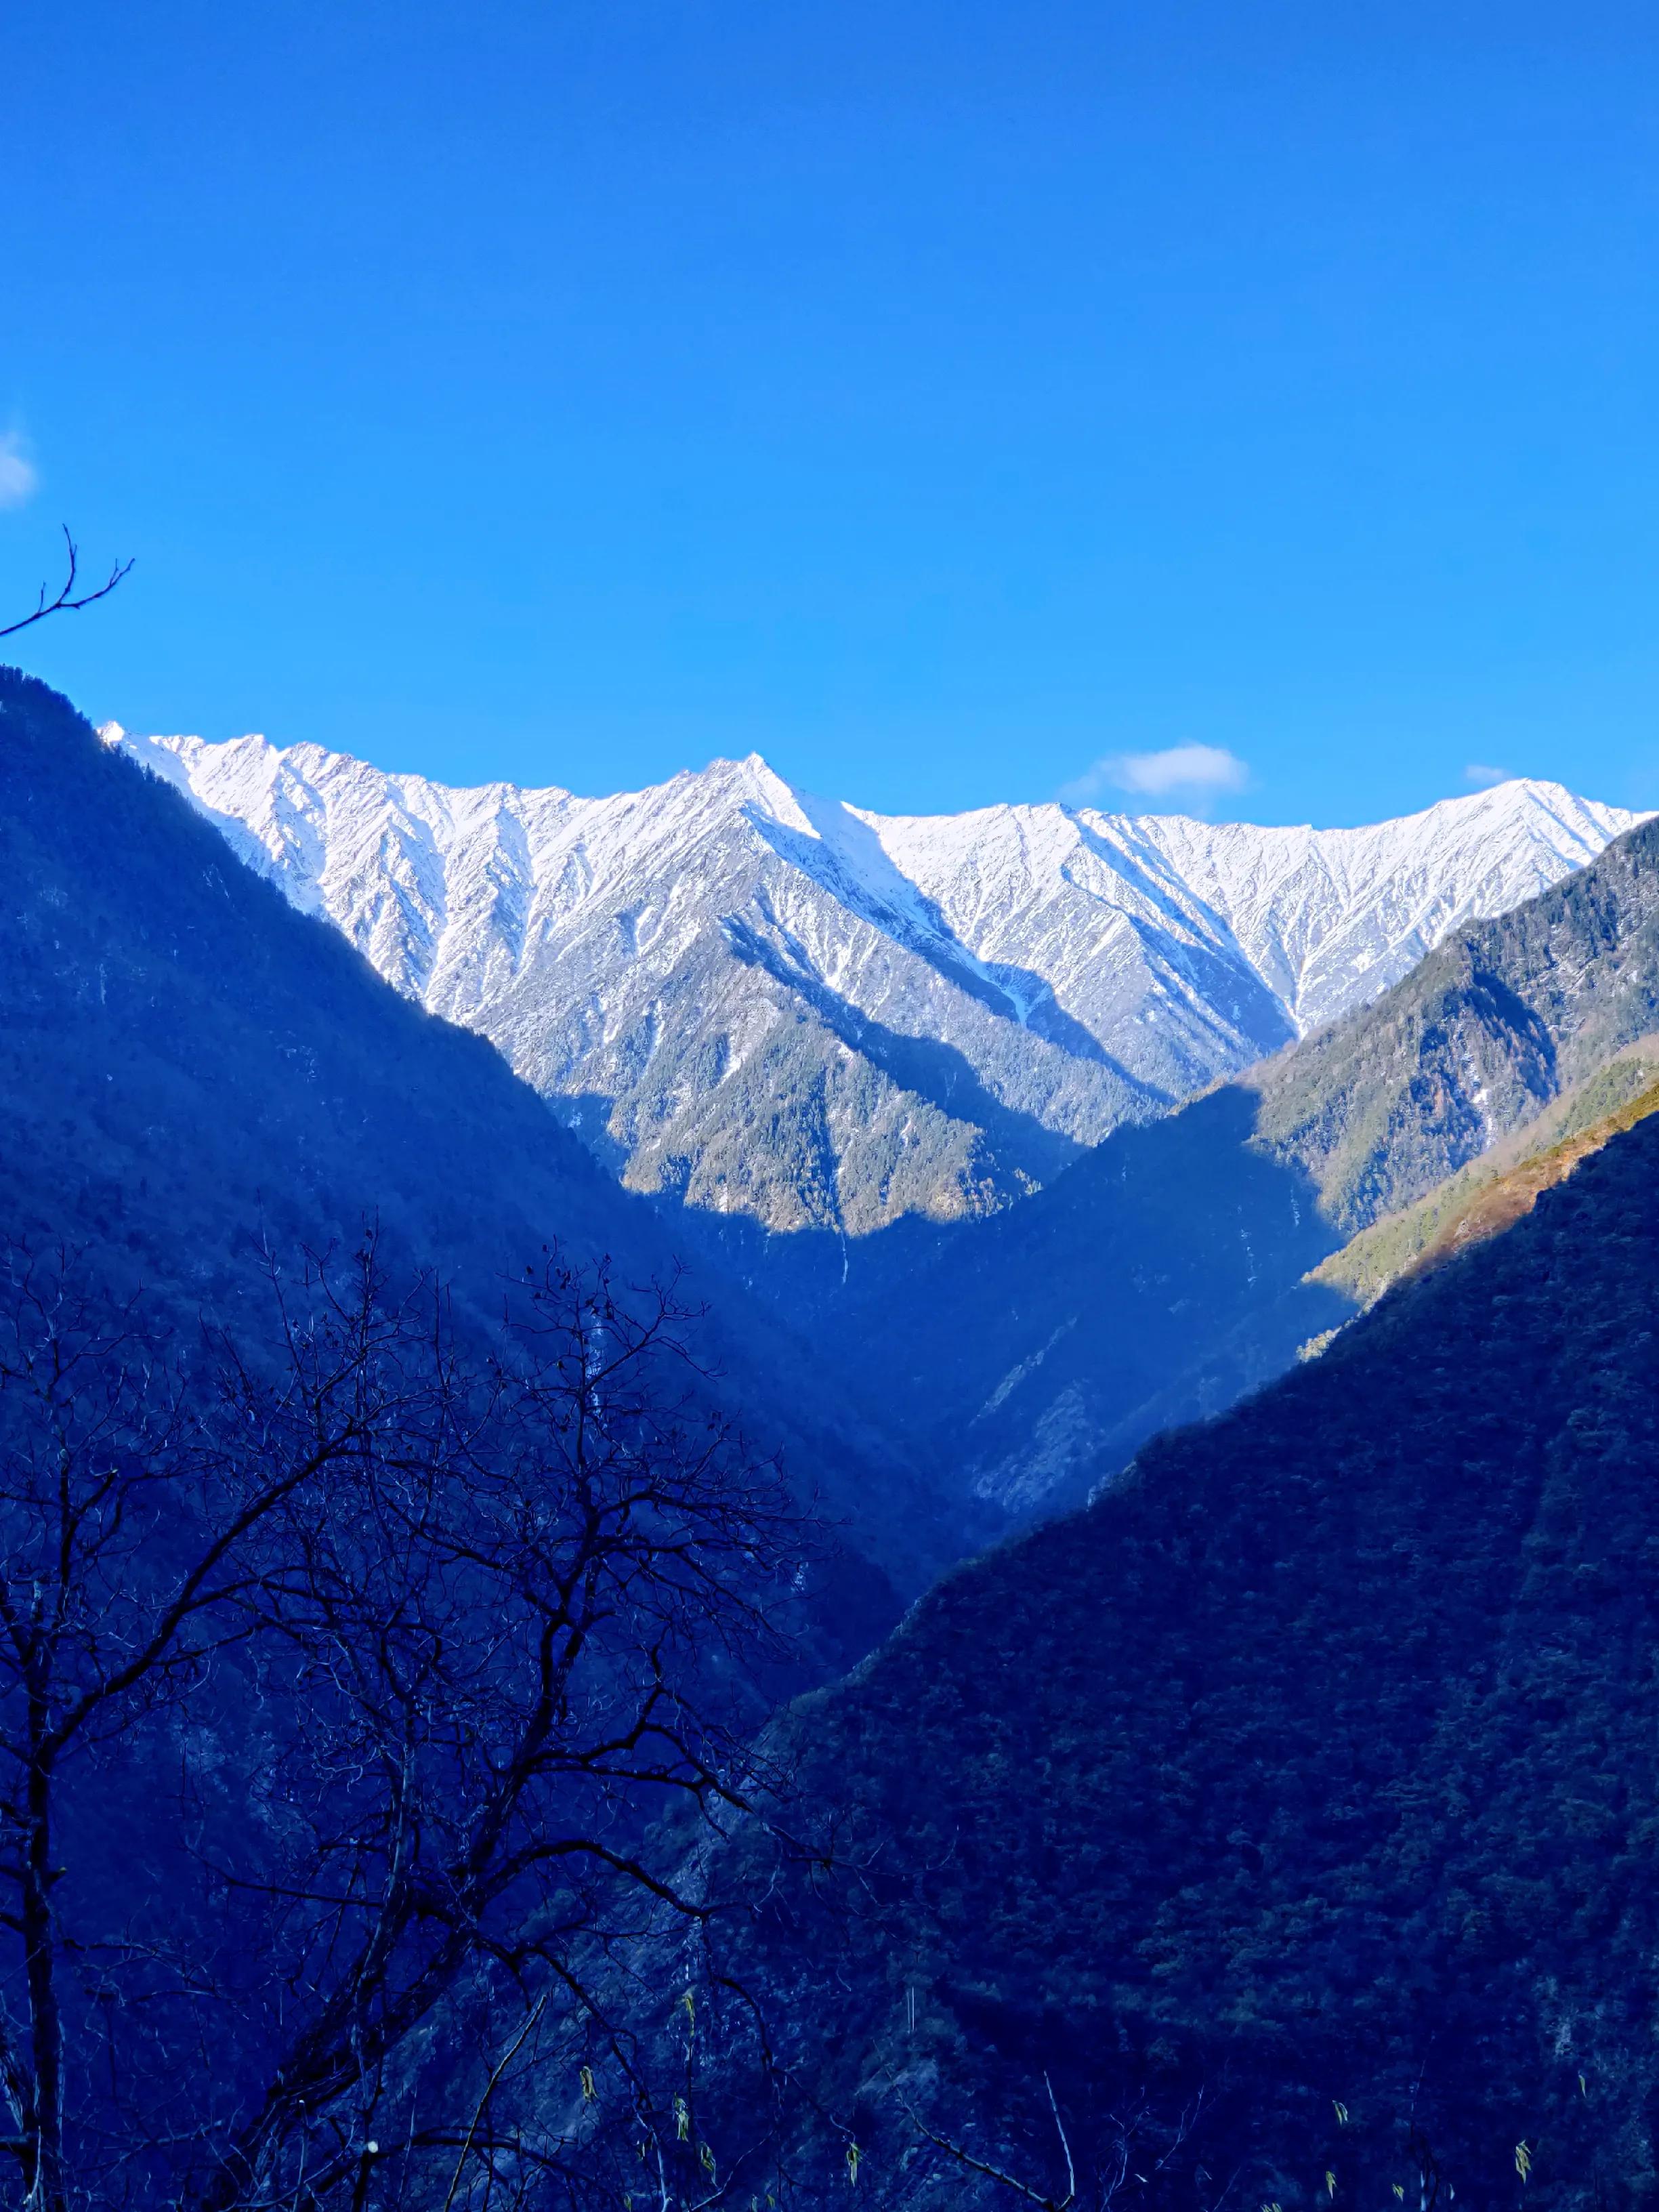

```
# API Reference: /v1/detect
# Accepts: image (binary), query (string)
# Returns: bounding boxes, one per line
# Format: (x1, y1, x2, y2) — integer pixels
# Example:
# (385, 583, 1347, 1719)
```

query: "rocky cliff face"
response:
(108, 726, 1642, 1231)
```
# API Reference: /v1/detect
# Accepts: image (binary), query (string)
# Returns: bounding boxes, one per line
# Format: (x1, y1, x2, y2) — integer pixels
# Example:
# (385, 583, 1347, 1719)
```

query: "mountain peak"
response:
(106, 724, 1646, 1231)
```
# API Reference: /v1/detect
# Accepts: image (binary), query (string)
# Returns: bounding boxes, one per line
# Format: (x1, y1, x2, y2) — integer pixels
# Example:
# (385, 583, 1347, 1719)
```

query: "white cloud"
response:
(1060, 743, 1249, 808)
(0, 433, 37, 511)
(1463, 762, 1513, 790)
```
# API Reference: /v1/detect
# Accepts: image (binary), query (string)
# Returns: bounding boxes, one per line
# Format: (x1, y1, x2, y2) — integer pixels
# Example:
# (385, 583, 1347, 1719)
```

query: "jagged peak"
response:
(108, 728, 1646, 854)
(99, 711, 1649, 1234)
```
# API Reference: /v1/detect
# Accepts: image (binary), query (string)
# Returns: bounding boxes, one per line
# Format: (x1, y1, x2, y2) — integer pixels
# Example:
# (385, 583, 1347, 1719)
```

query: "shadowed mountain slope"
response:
(679, 1104, 1659, 2211)
(0, 667, 950, 1647)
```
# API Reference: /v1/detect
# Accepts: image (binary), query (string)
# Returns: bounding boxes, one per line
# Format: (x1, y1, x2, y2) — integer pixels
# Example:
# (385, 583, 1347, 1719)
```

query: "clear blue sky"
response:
(6, 1, 1659, 822)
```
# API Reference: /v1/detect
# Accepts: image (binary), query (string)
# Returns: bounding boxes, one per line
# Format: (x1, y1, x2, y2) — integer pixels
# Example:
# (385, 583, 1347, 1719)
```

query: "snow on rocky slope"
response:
(105, 725, 1645, 1232)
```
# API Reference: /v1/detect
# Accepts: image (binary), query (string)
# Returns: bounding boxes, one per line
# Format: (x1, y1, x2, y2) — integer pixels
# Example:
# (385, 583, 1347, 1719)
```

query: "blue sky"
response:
(5, 1, 1659, 822)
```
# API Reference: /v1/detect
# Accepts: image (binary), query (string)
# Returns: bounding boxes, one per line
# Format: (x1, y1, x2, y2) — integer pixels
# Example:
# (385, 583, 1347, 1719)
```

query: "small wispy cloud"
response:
(1464, 762, 1513, 791)
(1061, 743, 1250, 810)
(0, 432, 37, 512)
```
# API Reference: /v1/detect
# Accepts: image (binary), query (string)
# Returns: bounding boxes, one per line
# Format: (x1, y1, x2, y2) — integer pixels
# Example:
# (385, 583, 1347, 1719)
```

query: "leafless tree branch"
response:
(887, 2070, 1078, 2211)
(0, 1234, 805, 2211)
(0, 526, 133, 640)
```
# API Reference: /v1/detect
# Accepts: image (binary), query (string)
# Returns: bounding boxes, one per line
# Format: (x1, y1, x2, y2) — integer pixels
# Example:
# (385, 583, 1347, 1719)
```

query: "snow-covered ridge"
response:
(103, 724, 1647, 1232)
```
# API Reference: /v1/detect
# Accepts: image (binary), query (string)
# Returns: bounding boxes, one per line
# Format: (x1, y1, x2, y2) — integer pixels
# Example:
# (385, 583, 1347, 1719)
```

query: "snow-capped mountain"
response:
(106, 725, 1645, 1232)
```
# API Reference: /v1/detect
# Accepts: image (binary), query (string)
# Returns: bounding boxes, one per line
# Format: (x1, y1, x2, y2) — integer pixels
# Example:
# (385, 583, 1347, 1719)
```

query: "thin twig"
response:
(888, 2072, 1077, 2211)
(0, 526, 133, 640)
(440, 1995, 547, 2212)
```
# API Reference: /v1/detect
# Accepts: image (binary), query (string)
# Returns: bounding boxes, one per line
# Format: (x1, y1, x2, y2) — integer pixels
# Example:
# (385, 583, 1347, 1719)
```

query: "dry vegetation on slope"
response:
(1312, 1038, 1659, 1306)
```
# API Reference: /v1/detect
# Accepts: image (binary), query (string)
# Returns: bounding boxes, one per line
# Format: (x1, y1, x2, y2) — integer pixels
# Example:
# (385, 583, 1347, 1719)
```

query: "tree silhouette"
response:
(0, 1237, 801, 2211)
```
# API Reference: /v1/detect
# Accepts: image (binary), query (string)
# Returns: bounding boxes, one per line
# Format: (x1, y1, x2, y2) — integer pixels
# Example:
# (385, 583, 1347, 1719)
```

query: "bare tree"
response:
(0, 1238, 802, 2211)
(0, 1245, 424, 2210)
(194, 1247, 798, 2211)
(0, 527, 133, 641)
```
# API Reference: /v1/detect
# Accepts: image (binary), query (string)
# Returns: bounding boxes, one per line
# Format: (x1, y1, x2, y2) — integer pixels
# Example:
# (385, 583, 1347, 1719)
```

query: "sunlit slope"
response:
(1253, 812, 1659, 1226)
(1312, 1037, 1659, 1307)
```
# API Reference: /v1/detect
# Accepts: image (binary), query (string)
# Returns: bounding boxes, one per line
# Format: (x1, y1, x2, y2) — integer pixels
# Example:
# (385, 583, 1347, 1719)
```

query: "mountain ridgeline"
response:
(36, 674, 1659, 1564)
(113, 715, 1659, 1544)
(1253, 806, 1659, 1225)
(112, 725, 1640, 1234)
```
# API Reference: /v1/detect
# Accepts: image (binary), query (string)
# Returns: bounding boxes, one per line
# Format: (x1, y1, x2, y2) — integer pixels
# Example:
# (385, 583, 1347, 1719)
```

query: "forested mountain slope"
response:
(679, 1104, 1659, 2211)
(112, 724, 1638, 1232)
(1312, 1035, 1659, 1306)
(0, 668, 944, 1640)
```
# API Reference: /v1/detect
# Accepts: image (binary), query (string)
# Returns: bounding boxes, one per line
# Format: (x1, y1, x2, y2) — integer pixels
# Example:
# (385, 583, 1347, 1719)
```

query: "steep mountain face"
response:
(805, 813, 1659, 1529)
(108, 726, 1640, 1232)
(671, 1110, 1659, 2210)
(1255, 809, 1659, 1228)
(0, 669, 944, 1646)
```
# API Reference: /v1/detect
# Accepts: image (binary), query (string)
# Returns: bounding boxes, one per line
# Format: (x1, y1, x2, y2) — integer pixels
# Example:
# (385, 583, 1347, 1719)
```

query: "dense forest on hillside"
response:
(0, 669, 912, 2206)
(648, 1105, 1659, 2210)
